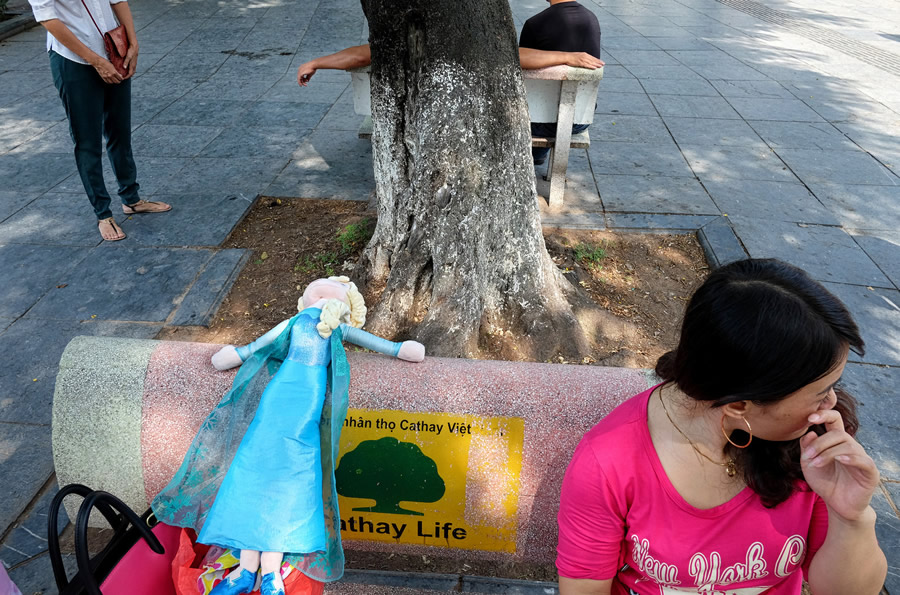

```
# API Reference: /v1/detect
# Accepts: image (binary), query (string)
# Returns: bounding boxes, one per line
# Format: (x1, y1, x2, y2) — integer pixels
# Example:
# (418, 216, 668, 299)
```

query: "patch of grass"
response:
(336, 218, 374, 255)
(294, 250, 339, 276)
(574, 242, 607, 267)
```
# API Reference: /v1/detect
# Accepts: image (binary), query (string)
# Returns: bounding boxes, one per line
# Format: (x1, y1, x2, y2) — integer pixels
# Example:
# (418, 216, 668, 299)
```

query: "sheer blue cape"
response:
(151, 313, 351, 582)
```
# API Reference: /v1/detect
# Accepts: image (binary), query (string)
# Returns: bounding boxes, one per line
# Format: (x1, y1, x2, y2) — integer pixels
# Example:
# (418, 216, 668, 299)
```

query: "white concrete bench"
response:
(350, 64, 603, 209)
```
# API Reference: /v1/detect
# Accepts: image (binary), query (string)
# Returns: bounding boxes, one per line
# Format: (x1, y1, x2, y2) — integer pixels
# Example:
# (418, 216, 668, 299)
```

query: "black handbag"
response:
(48, 484, 176, 595)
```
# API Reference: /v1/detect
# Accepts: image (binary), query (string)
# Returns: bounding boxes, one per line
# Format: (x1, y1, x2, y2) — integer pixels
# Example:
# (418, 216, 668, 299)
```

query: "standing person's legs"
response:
(104, 79, 171, 215)
(50, 50, 124, 240)
(102, 77, 140, 207)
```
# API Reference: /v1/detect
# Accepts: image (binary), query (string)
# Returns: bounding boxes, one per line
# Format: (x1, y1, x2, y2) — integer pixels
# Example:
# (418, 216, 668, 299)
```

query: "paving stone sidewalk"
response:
(1, 0, 899, 592)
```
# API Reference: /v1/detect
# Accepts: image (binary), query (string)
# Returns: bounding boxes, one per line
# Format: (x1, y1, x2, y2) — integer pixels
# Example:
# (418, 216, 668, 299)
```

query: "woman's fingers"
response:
(808, 408, 844, 433)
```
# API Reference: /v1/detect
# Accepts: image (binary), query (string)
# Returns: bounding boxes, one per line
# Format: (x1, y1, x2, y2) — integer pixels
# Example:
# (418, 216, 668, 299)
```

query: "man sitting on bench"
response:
(295, 1, 603, 167)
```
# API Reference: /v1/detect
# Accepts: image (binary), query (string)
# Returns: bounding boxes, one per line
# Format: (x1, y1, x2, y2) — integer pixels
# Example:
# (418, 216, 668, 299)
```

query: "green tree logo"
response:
(336, 437, 445, 516)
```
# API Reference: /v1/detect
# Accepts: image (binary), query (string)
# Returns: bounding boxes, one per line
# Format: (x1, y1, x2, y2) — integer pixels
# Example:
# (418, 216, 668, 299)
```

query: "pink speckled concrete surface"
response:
(141, 342, 237, 503)
(324, 586, 453, 595)
(131, 343, 652, 564)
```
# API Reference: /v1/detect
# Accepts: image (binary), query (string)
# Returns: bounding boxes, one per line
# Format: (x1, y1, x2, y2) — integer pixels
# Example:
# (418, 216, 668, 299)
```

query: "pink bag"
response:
(49, 484, 180, 595)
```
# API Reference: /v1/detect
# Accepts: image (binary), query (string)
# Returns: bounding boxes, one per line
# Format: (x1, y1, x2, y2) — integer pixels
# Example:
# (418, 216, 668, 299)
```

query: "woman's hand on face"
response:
(93, 58, 124, 84)
(800, 408, 880, 522)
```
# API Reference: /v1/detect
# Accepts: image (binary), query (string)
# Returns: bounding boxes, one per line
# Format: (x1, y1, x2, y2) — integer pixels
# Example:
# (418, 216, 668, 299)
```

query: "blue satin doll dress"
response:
(198, 307, 334, 553)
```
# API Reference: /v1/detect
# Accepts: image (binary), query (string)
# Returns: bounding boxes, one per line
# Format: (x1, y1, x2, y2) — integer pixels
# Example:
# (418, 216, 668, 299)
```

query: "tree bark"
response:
(358, 0, 592, 359)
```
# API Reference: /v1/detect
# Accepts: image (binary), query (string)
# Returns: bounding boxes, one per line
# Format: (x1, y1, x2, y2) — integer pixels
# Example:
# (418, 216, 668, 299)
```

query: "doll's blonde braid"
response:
(314, 276, 367, 338)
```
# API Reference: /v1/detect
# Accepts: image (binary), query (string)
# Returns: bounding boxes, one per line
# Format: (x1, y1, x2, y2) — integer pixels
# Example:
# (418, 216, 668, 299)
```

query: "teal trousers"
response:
(50, 50, 140, 220)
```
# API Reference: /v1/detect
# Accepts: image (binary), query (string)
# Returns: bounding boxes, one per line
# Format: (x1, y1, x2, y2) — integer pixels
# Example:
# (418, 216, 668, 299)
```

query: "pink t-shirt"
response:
(557, 387, 828, 594)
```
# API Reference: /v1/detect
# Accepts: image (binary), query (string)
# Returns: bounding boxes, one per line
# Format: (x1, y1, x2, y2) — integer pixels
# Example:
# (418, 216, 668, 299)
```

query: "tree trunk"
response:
(358, 0, 593, 359)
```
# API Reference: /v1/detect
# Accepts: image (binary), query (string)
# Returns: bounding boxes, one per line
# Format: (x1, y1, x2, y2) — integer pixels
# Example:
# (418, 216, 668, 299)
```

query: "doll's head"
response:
(299, 277, 367, 338)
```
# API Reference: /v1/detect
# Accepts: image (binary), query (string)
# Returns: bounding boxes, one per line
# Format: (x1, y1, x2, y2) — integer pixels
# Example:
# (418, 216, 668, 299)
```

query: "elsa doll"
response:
(152, 277, 424, 595)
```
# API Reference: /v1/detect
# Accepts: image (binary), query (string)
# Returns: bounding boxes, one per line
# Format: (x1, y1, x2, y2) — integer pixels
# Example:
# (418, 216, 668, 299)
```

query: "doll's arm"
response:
(211, 319, 291, 370)
(339, 324, 425, 362)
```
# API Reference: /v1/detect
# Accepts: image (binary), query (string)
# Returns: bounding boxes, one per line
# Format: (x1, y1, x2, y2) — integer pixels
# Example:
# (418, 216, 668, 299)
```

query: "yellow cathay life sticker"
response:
(335, 408, 525, 552)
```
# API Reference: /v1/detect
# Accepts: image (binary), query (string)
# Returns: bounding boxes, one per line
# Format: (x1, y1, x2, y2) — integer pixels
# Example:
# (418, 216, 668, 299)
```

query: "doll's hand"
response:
(397, 340, 425, 362)
(211, 345, 243, 370)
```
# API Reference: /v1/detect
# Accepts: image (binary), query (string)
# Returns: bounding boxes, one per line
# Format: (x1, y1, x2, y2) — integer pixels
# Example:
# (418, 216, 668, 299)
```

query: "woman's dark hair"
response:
(655, 258, 863, 507)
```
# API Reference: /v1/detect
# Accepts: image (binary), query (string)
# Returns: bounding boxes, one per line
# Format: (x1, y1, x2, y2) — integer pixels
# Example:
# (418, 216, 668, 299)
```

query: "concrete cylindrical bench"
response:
(53, 336, 654, 564)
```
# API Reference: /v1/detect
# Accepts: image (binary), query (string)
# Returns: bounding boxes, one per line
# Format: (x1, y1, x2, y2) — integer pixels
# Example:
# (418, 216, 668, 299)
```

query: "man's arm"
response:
(297, 44, 371, 86)
(518, 47, 604, 70)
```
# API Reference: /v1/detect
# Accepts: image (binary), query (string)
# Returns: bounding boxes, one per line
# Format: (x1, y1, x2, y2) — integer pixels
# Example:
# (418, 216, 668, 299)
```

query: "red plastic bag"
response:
(171, 528, 324, 595)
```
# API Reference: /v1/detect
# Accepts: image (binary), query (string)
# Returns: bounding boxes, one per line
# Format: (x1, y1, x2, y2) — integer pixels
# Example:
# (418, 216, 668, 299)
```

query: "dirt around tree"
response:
(158, 197, 708, 370)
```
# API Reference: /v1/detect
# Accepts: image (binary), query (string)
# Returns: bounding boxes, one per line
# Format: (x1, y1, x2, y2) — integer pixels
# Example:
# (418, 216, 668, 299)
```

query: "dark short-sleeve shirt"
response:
(519, 1, 602, 58)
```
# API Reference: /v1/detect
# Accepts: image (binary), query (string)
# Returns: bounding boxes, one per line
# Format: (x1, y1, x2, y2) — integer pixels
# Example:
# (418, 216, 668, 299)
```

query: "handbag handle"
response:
(74, 491, 165, 595)
(48, 484, 122, 593)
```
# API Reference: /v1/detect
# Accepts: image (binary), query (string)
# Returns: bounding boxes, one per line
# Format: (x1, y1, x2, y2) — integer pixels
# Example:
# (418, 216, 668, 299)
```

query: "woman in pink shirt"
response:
(557, 258, 887, 595)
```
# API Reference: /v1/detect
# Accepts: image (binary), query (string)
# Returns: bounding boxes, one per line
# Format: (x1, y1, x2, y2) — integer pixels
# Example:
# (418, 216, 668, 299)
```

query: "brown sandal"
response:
(123, 199, 172, 215)
(98, 217, 126, 241)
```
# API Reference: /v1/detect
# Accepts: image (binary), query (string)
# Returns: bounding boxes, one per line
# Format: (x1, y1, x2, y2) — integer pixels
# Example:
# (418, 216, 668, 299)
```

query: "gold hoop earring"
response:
(721, 414, 752, 448)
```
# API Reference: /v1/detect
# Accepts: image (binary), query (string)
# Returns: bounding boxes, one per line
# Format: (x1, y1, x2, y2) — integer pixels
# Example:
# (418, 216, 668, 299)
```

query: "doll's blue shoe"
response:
(210, 568, 256, 595)
(260, 572, 286, 595)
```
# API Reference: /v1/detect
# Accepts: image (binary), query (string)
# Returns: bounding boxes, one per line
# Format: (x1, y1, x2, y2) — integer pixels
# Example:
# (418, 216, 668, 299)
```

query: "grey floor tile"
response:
(0, 191, 39, 224)
(0, 423, 52, 537)
(130, 73, 203, 99)
(589, 141, 695, 177)
(822, 283, 900, 367)
(777, 148, 898, 186)
(703, 179, 839, 224)
(850, 230, 900, 289)
(24, 246, 213, 322)
(648, 37, 716, 51)
(604, 49, 681, 66)
(667, 51, 768, 81)
(8, 551, 78, 595)
(215, 52, 293, 78)
(731, 217, 891, 286)
(0, 318, 12, 333)
(0, 481, 65, 569)
(598, 64, 638, 79)
(595, 174, 719, 214)
(266, 130, 374, 200)
(0, 244, 91, 318)
(264, 78, 348, 104)
(0, 118, 58, 154)
(748, 121, 857, 150)
(236, 100, 331, 129)
(594, 92, 658, 116)
(684, 146, 798, 182)
(49, 157, 190, 197)
(131, 124, 223, 157)
(602, 36, 663, 51)
(189, 74, 280, 101)
(144, 51, 230, 77)
(807, 183, 900, 231)
(665, 117, 765, 147)
(0, 193, 104, 246)
(726, 97, 826, 122)
(9, 122, 73, 155)
(150, 96, 252, 127)
(198, 125, 312, 158)
(119, 193, 252, 247)
(596, 77, 645, 94)
(130, 95, 180, 128)
(161, 155, 290, 196)
(710, 79, 794, 99)
(171, 248, 251, 325)
(649, 94, 741, 119)
(590, 114, 673, 143)
(624, 64, 704, 80)
(1, 93, 66, 123)
(638, 78, 720, 96)
(0, 151, 77, 193)
(841, 363, 900, 480)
